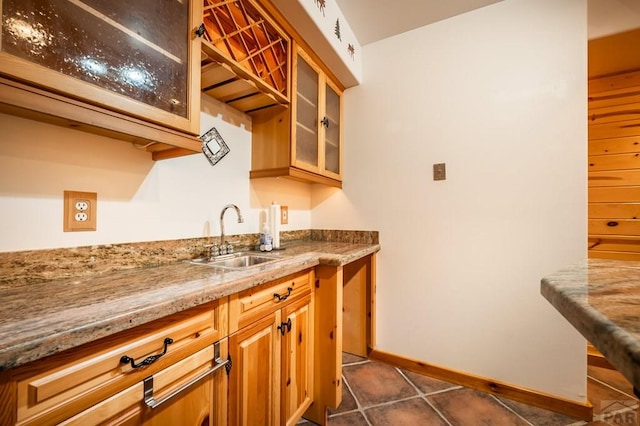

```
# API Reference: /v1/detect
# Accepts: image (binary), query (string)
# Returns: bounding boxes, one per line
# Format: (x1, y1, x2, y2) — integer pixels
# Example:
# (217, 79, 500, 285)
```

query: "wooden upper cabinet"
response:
(250, 44, 343, 188)
(0, 0, 203, 159)
(292, 47, 342, 183)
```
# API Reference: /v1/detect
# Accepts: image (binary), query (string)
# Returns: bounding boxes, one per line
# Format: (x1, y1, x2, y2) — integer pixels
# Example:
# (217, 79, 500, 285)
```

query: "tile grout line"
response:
(342, 359, 371, 368)
(333, 367, 454, 424)
(328, 373, 374, 426)
(396, 367, 454, 426)
(323, 358, 638, 425)
(394, 367, 463, 396)
(346, 364, 375, 426)
(330, 359, 373, 425)
(587, 373, 640, 402)
(303, 358, 635, 425)
(489, 394, 536, 426)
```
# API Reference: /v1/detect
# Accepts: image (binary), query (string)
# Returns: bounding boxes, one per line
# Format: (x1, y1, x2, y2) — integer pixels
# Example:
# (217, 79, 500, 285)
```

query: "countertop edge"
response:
(540, 264, 640, 391)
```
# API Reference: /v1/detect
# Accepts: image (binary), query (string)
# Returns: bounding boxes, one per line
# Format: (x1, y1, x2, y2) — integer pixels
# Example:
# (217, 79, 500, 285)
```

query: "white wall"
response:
(312, 0, 588, 402)
(270, 0, 362, 87)
(0, 96, 312, 252)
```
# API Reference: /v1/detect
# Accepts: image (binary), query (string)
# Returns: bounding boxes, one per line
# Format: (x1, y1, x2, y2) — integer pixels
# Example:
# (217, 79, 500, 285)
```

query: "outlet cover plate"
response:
(64, 191, 97, 232)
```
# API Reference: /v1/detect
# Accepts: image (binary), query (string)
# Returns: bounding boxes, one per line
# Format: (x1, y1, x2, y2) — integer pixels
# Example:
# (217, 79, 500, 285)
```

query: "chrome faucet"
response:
(219, 204, 244, 255)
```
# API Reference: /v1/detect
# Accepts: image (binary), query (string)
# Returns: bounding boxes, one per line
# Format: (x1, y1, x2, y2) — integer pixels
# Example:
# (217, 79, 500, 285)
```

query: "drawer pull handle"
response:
(120, 337, 174, 369)
(274, 287, 293, 302)
(143, 342, 228, 409)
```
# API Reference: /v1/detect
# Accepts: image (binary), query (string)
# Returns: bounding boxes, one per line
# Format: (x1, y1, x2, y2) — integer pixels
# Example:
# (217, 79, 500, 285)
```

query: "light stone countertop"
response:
(0, 240, 380, 371)
(541, 258, 640, 392)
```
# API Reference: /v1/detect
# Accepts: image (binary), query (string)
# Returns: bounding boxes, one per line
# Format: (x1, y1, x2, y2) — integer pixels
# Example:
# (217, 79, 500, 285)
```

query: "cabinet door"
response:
(0, 0, 201, 135)
(228, 312, 281, 426)
(322, 80, 342, 180)
(292, 49, 321, 174)
(281, 295, 314, 426)
(291, 47, 343, 182)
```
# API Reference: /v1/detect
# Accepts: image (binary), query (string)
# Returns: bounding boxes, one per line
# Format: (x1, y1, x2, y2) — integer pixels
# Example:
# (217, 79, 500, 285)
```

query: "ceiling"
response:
(334, 0, 640, 46)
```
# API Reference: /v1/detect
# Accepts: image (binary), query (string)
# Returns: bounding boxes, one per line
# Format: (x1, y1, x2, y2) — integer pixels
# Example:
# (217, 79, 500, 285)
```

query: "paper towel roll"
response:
(269, 202, 281, 249)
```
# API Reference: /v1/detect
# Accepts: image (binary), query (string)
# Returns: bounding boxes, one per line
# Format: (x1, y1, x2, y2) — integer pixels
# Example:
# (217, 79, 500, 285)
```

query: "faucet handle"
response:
(204, 243, 220, 258)
(226, 241, 239, 254)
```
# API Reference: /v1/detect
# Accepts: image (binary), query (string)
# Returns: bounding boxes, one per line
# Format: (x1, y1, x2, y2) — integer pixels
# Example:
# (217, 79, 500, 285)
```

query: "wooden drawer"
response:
(2, 299, 227, 426)
(229, 269, 313, 332)
(59, 338, 229, 425)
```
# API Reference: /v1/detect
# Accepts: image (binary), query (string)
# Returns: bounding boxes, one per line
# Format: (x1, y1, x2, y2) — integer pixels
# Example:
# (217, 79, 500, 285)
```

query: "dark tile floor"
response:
(300, 353, 639, 425)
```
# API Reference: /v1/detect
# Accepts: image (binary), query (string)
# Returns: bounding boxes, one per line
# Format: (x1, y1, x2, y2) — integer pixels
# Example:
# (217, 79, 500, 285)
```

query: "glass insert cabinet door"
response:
(0, 0, 201, 135)
(293, 48, 342, 180)
(294, 51, 320, 171)
(323, 82, 341, 177)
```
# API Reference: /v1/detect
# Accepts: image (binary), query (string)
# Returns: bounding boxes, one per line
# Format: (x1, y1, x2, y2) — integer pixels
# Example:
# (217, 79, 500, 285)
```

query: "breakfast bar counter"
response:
(541, 258, 640, 395)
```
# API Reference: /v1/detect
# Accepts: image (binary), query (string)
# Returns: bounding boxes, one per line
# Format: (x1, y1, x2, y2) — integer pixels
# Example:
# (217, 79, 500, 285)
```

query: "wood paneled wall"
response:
(588, 70, 640, 260)
(588, 28, 640, 79)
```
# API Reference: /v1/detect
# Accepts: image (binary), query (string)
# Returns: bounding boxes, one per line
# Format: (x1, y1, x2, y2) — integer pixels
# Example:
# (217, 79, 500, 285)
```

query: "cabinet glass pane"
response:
(295, 55, 318, 168)
(1, 0, 189, 117)
(324, 84, 340, 174)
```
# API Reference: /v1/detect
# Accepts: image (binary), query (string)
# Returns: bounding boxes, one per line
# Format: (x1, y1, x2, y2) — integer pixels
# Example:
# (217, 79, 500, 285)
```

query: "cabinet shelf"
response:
(297, 92, 317, 109)
(200, 0, 290, 115)
(297, 122, 318, 137)
(201, 40, 288, 114)
(325, 138, 340, 148)
(325, 115, 339, 125)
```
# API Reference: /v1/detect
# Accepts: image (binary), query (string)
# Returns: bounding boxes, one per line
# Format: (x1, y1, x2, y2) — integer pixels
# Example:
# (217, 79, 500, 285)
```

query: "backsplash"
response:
(0, 230, 378, 286)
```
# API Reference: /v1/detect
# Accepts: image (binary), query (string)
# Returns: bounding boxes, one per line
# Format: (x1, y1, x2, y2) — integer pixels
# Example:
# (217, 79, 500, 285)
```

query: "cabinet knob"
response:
(321, 116, 329, 128)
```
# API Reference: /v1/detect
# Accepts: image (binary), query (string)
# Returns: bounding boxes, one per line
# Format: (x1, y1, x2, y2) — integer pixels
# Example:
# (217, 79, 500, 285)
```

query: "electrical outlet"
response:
(64, 191, 97, 232)
(281, 206, 288, 224)
(75, 201, 89, 211)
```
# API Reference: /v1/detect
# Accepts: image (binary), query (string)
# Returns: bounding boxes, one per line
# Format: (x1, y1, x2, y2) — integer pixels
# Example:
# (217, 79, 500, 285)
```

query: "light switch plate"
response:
(64, 191, 97, 231)
(433, 163, 446, 181)
(281, 206, 288, 224)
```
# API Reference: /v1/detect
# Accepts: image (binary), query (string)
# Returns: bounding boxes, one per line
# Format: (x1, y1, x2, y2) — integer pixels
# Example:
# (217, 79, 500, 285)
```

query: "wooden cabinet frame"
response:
(0, 0, 203, 159)
(250, 44, 343, 188)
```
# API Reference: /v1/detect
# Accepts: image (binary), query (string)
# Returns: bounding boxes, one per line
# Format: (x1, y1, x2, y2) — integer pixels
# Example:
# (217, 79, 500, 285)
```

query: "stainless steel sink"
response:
(187, 252, 284, 270)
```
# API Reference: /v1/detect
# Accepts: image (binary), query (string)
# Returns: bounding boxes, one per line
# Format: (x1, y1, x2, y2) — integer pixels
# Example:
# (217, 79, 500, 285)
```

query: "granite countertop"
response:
(0, 240, 380, 371)
(541, 258, 640, 392)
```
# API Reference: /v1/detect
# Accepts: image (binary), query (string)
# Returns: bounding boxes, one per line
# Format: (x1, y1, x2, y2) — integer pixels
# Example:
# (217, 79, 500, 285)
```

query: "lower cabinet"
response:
(228, 312, 280, 425)
(281, 297, 314, 424)
(0, 300, 227, 426)
(0, 266, 333, 425)
(59, 339, 229, 426)
(228, 269, 315, 426)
